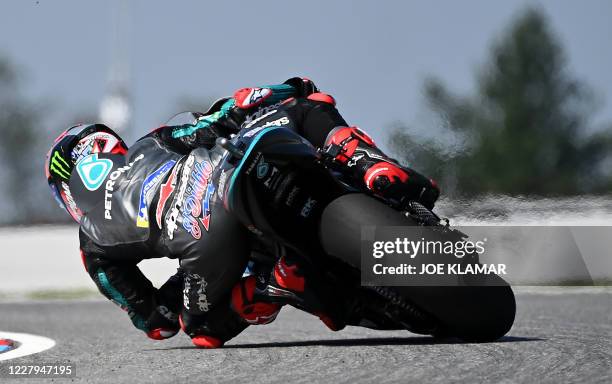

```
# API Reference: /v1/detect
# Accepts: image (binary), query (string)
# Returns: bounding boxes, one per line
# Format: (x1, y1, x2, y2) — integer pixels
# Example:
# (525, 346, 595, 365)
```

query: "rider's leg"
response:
(323, 126, 440, 209)
(231, 255, 352, 331)
(283, 97, 440, 209)
(269, 255, 347, 331)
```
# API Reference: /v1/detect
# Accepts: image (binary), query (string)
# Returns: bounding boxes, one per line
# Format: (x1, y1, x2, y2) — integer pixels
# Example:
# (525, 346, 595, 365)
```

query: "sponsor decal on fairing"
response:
(285, 186, 300, 207)
(256, 157, 269, 179)
(263, 167, 280, 189)
(300, 197, 317, 217)
(245, 152, 262, 175)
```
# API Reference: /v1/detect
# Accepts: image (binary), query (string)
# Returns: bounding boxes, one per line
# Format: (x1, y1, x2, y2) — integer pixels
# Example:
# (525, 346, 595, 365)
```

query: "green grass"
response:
(24, 288, 98, 300)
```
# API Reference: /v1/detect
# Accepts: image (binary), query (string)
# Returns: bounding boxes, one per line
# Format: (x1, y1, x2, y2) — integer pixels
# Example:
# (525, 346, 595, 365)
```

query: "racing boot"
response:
(231, 275, 283, 325)
(323, 126, 440, 209)
(247, 256, 348, 331)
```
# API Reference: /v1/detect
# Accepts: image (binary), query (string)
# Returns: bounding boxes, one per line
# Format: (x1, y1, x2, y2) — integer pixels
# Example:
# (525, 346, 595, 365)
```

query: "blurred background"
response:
(2, 0, 612, 225)
(0, 0, 611, 292)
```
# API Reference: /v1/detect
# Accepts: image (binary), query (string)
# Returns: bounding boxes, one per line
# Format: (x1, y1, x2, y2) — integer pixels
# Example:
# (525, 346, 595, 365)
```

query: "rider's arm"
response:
(146, 77, 319, 154)
(79, 229, 182, 340)
(283, 95, 349, 147)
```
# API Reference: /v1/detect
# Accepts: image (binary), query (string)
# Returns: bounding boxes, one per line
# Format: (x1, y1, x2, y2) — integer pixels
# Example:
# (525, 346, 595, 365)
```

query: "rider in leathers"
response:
(45, 77, 439, 348)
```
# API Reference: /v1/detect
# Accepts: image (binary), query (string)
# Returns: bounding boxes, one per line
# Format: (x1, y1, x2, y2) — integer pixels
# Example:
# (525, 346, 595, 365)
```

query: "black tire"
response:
(319, 193, 516, 342)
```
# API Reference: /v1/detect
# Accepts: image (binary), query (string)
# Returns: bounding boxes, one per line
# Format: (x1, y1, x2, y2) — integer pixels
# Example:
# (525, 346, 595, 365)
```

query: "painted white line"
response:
(0, 332, 56, 361)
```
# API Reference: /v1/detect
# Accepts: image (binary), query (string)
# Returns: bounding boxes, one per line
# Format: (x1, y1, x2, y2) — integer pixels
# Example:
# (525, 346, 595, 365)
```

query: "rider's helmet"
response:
(45, 123, 128, 223)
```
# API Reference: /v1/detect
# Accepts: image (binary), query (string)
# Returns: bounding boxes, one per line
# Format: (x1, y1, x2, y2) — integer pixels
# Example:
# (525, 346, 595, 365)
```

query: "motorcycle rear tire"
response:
(319, 193, 516, 342)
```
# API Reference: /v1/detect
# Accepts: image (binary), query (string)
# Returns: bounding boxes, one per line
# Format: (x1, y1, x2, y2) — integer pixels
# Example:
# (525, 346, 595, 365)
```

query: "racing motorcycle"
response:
(209, 110, 515, 342)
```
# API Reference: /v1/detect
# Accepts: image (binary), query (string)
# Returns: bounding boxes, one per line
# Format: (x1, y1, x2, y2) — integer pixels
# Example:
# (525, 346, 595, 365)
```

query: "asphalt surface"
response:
(0, 290, 610, 383)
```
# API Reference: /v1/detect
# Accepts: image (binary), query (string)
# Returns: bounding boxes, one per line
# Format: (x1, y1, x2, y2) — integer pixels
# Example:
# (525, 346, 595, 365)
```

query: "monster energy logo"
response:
(49, 151, 71, 179)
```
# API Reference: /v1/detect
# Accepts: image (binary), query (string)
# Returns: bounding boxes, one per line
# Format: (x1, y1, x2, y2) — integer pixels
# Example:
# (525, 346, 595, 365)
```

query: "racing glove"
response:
(145, 270, 183, 340)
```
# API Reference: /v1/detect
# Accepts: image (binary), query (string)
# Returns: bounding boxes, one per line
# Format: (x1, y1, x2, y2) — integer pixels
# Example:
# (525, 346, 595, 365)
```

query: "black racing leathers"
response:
(77, 89, 348, 340)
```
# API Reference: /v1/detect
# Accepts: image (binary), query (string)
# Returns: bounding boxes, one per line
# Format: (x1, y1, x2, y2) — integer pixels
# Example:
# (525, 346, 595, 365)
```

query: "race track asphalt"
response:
(0, 289, 610, 383)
